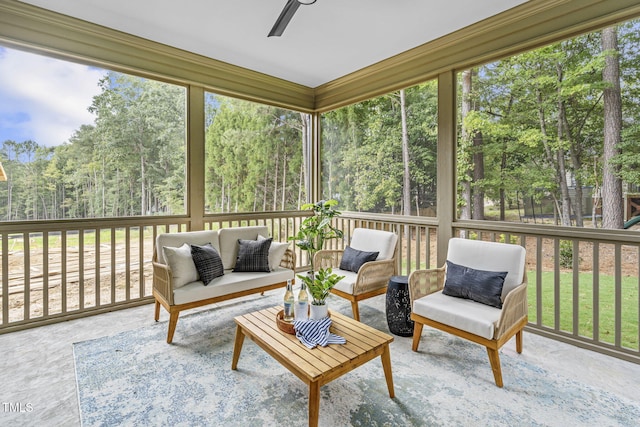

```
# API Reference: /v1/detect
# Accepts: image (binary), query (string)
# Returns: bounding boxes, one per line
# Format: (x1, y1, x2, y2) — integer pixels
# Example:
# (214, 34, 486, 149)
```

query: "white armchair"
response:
(314, 228, 398, 321)
(408, 238, 527, 387)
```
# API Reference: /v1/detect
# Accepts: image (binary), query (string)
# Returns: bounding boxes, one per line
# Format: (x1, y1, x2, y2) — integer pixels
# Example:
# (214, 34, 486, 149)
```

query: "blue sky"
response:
(0, 46, 106, 147)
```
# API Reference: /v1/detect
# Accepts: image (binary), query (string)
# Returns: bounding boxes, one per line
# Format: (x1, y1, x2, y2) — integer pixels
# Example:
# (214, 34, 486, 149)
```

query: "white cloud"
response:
(0, 47, 105, 146)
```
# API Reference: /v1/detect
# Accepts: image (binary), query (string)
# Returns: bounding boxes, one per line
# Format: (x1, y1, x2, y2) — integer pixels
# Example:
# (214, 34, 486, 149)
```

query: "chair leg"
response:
(486, 347, 504, 387)
(516, 329, 523, 354)
(154, 299, 161, 322)
(411, 322, 424, 352)
(351, 301, 360, 322)
(167, 311, 180, 344)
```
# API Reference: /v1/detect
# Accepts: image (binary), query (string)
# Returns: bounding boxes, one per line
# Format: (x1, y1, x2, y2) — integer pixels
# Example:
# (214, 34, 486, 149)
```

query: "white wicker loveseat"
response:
(153, 225, 295, 343)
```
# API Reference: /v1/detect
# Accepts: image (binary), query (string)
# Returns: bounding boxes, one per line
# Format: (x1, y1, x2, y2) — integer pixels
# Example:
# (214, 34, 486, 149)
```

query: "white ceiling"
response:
(19, 0, 528, 88)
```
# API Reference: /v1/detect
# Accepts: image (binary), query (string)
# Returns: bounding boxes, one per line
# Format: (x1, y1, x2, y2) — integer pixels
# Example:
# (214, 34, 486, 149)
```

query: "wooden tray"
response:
(276, 310, 296, 335)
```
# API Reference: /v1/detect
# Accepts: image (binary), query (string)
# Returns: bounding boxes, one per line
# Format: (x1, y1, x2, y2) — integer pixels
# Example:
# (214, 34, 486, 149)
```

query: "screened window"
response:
(320, 81, 438, 215)
(0, 46, 187, 220)
(456, 19, 640, 229)
(204, 92, 307, 213)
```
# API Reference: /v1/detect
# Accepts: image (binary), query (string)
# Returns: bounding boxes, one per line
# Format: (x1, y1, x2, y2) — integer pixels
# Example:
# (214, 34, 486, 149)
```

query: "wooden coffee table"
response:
(231, 306, 395, 427)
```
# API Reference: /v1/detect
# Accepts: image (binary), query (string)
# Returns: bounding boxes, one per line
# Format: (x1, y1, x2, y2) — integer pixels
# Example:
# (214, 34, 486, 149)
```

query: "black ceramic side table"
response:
(385, 275, 414, 337)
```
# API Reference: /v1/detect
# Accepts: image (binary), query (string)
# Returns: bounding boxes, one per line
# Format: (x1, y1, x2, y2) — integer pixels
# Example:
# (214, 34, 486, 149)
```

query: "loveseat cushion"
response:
(172, 267, 294, 305)
(162, 243, 198, 288)
(218, 226, 269, 269)
(156, 230, 220, 265)
(413, 291, 502, 340)
(233, 238, 272, 272)
(191, 243, 224, 284)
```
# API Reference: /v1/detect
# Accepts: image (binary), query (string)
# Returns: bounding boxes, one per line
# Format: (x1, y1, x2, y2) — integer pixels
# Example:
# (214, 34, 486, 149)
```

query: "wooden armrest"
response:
(314, 249, 344, 270)
(279, 248, 297, 270)
(495, 281, 528, 338)
(408, 266, 445, 303)
(352, 258, 396, 295)
(152, 261, 174, 305)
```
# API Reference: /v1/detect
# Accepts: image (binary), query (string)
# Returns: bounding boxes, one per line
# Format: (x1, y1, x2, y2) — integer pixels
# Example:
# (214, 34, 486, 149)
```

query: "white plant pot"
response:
(309, 303, 328, 320)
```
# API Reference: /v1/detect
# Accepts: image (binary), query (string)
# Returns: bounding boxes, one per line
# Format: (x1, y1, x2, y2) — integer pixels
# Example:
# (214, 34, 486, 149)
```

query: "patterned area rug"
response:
(73, 294, 640, 426)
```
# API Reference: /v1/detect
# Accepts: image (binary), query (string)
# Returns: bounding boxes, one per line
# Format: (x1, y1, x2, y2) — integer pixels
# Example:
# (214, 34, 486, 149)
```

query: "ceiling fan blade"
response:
(268, 0, 301, 37)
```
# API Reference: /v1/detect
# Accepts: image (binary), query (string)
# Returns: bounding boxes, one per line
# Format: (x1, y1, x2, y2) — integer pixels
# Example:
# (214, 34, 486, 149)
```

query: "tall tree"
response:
(459, 70, 473, 220)
(601, 26, 624, 229)
(400, 89, 411, 216)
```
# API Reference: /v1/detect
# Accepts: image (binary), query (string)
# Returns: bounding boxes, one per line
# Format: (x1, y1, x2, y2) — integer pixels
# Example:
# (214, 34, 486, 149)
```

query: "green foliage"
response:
(204, 96, 304, 213)
(321, 81, 438, 214)
(559, 240, 574, 268)
(297, 267, 345, 305)
(288, 199, 343, 271)
(498, 234, 519, 244)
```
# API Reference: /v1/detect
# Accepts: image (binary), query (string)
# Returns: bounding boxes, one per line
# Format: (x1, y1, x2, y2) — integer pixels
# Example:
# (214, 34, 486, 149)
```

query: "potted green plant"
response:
(289, 199, 344, 272)
(298, 267, 344, 319)
(289, 199, 345, 319)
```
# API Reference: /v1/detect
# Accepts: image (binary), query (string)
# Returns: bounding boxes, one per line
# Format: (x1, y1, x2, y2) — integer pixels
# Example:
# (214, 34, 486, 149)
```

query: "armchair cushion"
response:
(233, 238, 272, 272)
(191, 243, 224, 285)
(349, 228, 398, 261)
(162, 243, 198, 288)
(443, 260, 507, 309)
(339, 246, 379, 273)
(447, 238, 526, 300)
(332, 269, 358, 294)
(413, 291, 501, 340)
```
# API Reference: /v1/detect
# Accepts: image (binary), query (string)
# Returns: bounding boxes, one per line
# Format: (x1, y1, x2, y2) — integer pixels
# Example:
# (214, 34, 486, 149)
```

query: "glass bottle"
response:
(295, 280, 309, 321)
(283, 279, 295, 322)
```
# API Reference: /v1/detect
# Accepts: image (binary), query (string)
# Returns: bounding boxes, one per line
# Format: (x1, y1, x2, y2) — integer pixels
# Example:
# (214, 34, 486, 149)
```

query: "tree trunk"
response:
(499, 149, 507, 221)
(555, 64, 572, 226)
(140, 153, 146, 215)
(300, 113, 310, 204)
(567, 133, 584, 227)
(472, 130, 485, 220)
(601, 26, 624, 229)
(281, 154, 287, 210)
(460, 70, 473, 220)
(400, 89, 411, 216)
(273, 149, 279, 211)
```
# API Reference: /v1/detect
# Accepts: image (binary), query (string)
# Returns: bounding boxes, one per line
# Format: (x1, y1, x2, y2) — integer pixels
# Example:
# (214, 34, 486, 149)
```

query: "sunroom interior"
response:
(1, 0, 640, 425)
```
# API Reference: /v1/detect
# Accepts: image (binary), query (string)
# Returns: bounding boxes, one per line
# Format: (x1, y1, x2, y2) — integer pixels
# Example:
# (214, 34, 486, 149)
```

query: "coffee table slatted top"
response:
(233, 306, 394, 386)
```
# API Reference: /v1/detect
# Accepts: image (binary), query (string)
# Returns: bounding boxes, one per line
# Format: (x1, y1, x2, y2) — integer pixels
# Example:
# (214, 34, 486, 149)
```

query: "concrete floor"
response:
(1, 293, 639, 426)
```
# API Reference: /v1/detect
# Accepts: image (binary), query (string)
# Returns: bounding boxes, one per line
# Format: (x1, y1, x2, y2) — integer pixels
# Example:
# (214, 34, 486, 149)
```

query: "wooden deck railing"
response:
(0, 212, 638, 364)
(455, 221, 640, 364)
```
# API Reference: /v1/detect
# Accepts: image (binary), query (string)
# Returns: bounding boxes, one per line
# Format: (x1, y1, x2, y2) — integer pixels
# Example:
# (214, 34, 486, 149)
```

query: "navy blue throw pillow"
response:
(190, 243, 224, 285)
(443, 260, 508, 309)
(339, 246, 379, 273)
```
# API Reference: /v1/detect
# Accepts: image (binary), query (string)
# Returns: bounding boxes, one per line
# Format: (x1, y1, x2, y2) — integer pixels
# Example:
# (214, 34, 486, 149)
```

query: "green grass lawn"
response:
(4, 227, 154, 251)
(528, 270, 639, 350)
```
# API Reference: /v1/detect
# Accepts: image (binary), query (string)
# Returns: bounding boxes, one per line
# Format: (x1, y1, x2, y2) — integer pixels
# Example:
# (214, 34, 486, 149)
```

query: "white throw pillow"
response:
(258, 235, 289, 271)
(162, 243, 198, 288)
